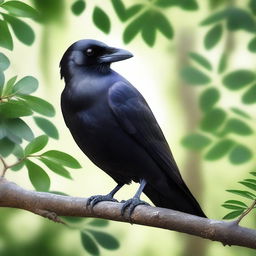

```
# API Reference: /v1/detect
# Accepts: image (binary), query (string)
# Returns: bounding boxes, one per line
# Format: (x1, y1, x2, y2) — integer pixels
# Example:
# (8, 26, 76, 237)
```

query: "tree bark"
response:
(0, 177, 256, 249)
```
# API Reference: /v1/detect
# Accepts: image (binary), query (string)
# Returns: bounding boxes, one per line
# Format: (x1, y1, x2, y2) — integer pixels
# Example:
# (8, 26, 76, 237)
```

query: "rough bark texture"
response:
(0, 178, 256, 249)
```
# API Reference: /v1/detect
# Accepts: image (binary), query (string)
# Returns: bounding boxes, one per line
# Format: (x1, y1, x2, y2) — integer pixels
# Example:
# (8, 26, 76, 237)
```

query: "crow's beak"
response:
(100, 47, 133, 63)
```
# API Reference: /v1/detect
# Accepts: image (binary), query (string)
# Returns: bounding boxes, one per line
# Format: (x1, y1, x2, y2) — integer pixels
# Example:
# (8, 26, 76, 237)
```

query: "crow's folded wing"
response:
(108, 81, 184, 186)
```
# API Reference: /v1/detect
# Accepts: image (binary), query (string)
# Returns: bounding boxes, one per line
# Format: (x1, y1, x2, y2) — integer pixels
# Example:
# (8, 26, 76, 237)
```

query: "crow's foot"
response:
(86, 194, 118, 208)
(121, 197, 150, 218)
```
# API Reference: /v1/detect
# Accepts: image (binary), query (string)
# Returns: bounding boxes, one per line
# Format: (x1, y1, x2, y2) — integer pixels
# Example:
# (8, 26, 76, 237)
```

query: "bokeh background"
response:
(0, 0, 256, 255)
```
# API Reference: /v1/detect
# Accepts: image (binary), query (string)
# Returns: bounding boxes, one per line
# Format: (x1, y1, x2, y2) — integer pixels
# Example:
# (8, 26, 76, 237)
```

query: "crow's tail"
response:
(143, 182, 207, 218)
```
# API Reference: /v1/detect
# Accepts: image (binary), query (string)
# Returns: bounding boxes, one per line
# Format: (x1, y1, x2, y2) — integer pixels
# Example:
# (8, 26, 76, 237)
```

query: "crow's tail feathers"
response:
(143, 183, 207, 218)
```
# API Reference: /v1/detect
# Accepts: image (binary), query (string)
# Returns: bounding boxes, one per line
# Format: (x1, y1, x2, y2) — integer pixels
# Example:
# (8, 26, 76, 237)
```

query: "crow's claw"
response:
(86, 194, 118, 208)
(121, 197, 150, 218)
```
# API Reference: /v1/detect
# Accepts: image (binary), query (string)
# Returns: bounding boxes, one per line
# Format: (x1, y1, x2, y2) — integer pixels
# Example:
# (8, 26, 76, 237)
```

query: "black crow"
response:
(60, 39, 206, 218)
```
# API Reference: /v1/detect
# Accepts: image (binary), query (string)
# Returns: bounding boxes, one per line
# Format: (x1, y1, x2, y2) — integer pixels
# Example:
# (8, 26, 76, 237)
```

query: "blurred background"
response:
(0, 0, 256, 255)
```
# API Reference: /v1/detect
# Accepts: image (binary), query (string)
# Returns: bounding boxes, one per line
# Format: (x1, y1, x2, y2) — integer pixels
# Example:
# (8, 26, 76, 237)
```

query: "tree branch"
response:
(0, 177, 256, 249)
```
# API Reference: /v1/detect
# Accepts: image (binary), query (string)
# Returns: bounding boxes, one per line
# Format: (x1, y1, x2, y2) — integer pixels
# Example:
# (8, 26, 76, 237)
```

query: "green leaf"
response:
(3, 14, 35, 46)
(6, 118, 34, 141)
(189, 52, 212, 71)
(126, 4, 143, 20)
(1, 1, 39, 19)
(200, 108, 226, 132)
(25, 159, 50, 191)
(224, 200, 247, 207)
(123, 14, 145, 44)
(2, 75, 17, 96)
(93, 7, 110, 34)
(227, 189, 255, 199)
(0, 52, 10, 71)
(0, 100, 33, 118)
(18, 95, 55, 117)
(39, 157, 72, 179)
(242, 84, 256, 104)
(12, 76, 38, 95)
(227, 8, 256, 32)
(80, 232, 100, 256)
(33, 116, 59, 139)
(61, 216, 84, 223)
(42, 150, 81, 169)
(6, 129, 22, 144)
(71, 0, 86, 16)
(250, 171, 256, 177)
(178, 0, 198, 10)
(141, 12, 156, 47)
(201, 10, 229, 26)
(239, 181, 256, 191)
(231, 108, 251, 119)
(223, 210, 244, 220)
(204, 24, 222, 50)
(181, 133, 211, 150)
(250, 0, 256, 15)
(25, 135, 48, 155)
(248, 37, 256, 53)
(244, 179, 256, 185)
(205, 139, 234, 160)
(0, 71, 4, 94)
(0, 19, 13, 50)
(229, 145, 252, 164)
(11, 161, 24, 171)
(218, 53, 228, 74)
(181, 66, 211, 85)
(199, 88, 220, 112)
(223, 118, 253, 136)
(222, 204, 246, 210)
(154, 11, 173, 39)
(0, 138, 15, 157)
(88, 230, 120, 250)
(12, 144, 24, 158)
(89, 219, 109, 227)
(222, 70, 255, 90)
(0, 120, 6, 139)
(111, 0, 126, 22)
(156, 0, 198, 10)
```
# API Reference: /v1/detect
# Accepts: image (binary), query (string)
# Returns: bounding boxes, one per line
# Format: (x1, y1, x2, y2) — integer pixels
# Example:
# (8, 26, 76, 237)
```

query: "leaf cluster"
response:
(0, 0, 39, 50)
(222, 171, 256, 220)
(60, 216, 120, 256)
(70, 0, 199, 47)
(201, 2, 256, 52)
(181, 52, 254, 165)
(0, 52, 82, 191)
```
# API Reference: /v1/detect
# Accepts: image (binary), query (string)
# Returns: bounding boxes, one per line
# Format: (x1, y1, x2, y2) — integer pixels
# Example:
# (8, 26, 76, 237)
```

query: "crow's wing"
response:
(108, 81, 184, 187)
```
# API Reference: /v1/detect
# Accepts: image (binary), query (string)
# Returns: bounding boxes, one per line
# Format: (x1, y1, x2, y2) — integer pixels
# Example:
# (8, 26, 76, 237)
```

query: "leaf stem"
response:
(0, 157, 26, 177)
(0, 157, 8, 177)
(235, 200, 256, 225)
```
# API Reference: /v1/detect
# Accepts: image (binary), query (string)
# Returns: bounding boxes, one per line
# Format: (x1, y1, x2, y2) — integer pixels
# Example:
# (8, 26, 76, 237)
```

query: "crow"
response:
(60, 39, 206, 218)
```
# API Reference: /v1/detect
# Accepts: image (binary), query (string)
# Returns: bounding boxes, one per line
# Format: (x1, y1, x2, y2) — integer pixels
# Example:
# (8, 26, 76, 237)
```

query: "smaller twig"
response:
(235, 200, 256, 225)
(0, 157, 8, 177)
(0, 157, 25, 177)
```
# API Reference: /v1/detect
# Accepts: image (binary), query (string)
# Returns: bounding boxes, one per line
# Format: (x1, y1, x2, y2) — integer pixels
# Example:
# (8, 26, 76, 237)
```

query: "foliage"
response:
(80, 219, 120, 255)
(70, 0, 198, 46)
(222, 171, 256, 221)
(0, 0, 39, 50)
(0, 52, 81, 189)
(201, 2, 256, 52)
(181, 51, 255, 165)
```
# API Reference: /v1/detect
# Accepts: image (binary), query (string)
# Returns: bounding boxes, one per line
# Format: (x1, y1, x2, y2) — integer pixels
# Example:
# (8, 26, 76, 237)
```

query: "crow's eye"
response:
(86, 48, 94, 56)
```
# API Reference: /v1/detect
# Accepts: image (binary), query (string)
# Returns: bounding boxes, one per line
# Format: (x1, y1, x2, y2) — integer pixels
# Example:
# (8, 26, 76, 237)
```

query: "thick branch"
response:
(0, 178, 256, 249)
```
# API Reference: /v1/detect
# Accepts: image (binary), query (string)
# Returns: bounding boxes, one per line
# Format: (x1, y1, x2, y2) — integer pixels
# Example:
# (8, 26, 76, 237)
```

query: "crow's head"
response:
(60, 39, 133, 79)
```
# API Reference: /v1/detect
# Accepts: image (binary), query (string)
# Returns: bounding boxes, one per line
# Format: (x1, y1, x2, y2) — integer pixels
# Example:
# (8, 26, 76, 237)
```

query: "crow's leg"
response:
(121, 179, 150, 217)
(86, 184, 123, 208)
